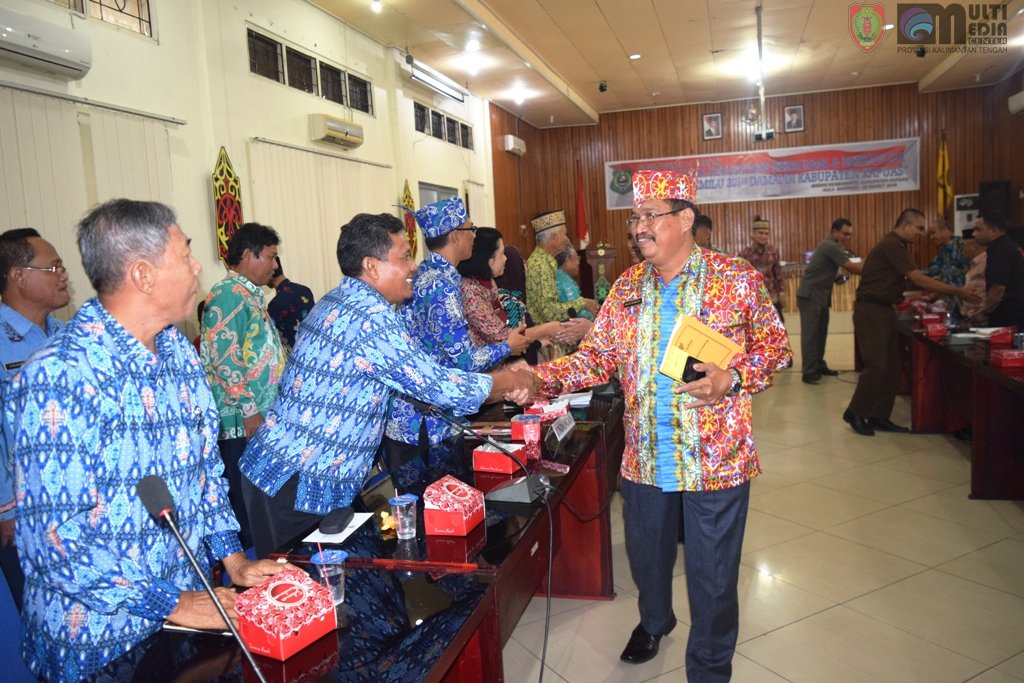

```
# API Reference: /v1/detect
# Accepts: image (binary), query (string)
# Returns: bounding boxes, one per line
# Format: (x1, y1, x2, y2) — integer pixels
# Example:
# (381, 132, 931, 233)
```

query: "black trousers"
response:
(218, 437, 252, 550)
(0, 541, 23, 612)
(241, 473, 320, 560)
(848, 301, 900, 419)
(621, 478, 750, 683)
(797, 296, 830, 376)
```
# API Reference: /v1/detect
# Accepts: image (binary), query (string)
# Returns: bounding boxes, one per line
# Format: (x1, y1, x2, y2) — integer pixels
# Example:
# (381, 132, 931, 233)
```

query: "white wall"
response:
(0, 0, 495, 330)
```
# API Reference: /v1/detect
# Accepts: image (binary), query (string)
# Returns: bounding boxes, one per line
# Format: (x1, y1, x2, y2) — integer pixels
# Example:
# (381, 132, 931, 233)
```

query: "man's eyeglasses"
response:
(625, 208, 683, 229)
(21, 264, 66, 275)
(454, 226, 477, 233)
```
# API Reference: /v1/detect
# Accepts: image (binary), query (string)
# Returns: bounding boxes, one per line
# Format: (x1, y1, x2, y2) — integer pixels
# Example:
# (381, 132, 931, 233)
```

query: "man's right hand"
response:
(166, 588, 239, 630)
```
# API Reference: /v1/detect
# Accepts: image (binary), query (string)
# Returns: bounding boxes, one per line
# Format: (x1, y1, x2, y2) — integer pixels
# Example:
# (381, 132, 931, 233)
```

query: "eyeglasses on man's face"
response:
(21, 264, 67, 275)
(625, 208, 683, 229)
(454, 226, 476, 233)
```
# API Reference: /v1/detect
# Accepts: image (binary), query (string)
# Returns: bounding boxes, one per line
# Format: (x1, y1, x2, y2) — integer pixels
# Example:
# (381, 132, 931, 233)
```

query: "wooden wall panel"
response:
(490, 71, 1024, 283)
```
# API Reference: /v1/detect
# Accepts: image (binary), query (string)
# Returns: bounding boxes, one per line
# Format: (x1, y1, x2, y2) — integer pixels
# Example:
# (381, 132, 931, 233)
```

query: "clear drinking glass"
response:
(388, 493, 419, 540)
(310, 549, 349, 609)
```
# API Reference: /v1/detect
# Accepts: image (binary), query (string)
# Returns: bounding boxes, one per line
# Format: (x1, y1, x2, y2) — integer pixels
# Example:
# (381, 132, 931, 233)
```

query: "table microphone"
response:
(137, 475, 268, 683)
(406, 398, 548, 505)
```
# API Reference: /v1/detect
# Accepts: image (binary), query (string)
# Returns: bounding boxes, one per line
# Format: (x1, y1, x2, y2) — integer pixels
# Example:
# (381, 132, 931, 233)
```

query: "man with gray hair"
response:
(526, 209, 598, 325)
(5, 199, 285, 681)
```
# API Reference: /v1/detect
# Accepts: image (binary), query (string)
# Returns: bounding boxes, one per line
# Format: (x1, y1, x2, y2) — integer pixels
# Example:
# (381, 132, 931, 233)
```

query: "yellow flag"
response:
(937, 134, 952, 213)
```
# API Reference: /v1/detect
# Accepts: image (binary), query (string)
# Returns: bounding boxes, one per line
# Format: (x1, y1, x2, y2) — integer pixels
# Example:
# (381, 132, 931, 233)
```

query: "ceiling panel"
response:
(311, 0, 1024, 128)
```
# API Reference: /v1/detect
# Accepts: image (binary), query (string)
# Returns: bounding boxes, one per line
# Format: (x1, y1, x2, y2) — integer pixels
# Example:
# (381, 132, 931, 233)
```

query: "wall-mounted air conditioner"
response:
(310, 114, 364, 149)
(0, 6, 92, 80)
(503, 134, 526, 157)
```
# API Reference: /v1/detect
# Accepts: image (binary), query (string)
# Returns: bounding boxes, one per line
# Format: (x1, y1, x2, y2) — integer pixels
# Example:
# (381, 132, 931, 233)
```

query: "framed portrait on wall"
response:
(702, 113, 722, 140)
(784, 105, 804, 132)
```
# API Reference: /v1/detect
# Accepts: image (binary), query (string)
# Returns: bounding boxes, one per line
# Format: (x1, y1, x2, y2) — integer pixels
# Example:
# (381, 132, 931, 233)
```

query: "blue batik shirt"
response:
(923, 237, 968, 287)
(386, 252, 509, 446)
(6, 298, 242, 682)
(240, 277, 492, 515)
(0, 303, 65, 522)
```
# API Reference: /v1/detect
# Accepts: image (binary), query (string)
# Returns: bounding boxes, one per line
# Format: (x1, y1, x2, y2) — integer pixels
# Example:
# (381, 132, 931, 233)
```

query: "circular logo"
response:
(900, 8, 933, 42)
(266, 579, 309, 607)
(609, 169, 633, 196)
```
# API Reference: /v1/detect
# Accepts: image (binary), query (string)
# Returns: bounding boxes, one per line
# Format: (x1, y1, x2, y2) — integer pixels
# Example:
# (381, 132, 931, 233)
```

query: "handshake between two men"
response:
(488, 360, 542, 407)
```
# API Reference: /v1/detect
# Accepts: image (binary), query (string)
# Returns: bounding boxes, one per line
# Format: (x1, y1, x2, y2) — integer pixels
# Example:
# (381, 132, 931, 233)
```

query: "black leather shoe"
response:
(620, 616, 676, 664)
(843, 410, 875, 436)
(802, 373, 821, 384)
(869, 418, 910, 433)
(817, 366, 839, 376)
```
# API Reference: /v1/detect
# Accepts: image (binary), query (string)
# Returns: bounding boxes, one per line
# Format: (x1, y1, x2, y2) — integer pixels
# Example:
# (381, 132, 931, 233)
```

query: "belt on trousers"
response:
(855, 295, 894, 307)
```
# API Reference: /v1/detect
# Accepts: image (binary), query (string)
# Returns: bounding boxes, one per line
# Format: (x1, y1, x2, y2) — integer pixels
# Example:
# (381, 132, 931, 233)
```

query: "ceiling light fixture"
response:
(883, 23, 894, 29)
(465, 38, 480, 52)
(370, 0, 382, 13)
(629, 53, 642, 60)
(407, 56, 466, 102)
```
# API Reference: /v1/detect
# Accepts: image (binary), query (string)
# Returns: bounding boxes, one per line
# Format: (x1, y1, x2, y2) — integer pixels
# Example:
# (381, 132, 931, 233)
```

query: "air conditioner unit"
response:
(1009, 90, 1024, 115)
(503, 134, 526, 157)
(0, 6, 92, 80)
(309, 114, 364, 149)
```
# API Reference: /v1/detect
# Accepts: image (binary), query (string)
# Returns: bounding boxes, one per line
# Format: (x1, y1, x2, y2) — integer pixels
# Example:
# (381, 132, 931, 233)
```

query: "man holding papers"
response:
(534, 170, 791, 681)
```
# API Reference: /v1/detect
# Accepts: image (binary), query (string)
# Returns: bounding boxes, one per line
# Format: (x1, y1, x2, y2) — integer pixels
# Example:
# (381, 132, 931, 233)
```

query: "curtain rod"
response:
(251, 137, 393, 169)
(0, 80, 186, 125)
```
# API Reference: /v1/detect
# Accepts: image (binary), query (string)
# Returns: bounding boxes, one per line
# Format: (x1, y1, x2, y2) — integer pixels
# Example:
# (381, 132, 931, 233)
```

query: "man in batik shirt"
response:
(384, 198, 529, 493)
(242, 213, 536, 557)
(7, 199, 283, 681)
(201, 222, 286, 546)
(267, 256, 316, 351)
(0, 229, 70, 613)
(525, 209, 598, 325)
(922, 217, 968, 287)
(738, 216, 785, 320)
(534, 171, 791, 679)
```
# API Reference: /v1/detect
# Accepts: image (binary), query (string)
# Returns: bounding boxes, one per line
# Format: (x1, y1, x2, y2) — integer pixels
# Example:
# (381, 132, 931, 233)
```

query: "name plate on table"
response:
(550, 412, 575, 442)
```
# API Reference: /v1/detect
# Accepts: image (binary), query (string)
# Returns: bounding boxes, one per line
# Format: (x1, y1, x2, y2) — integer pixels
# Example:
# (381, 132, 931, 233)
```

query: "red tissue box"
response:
(244, 631, 339, 683)
(423, 474, 484, 536)
(525, 400, 568, 422)
(991, 349, 1024, 368)
(920, 313, 942, 325)
(925, 323, 947, 339)
(236, 568, 337, 661)
(472, 442, 526, 474)
(989, 327, 1016, 346)
(426, 522, 487, 564)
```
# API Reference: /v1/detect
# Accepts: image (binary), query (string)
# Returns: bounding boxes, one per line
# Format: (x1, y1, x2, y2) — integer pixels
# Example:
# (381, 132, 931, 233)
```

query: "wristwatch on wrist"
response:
(728, 368, 742, 395)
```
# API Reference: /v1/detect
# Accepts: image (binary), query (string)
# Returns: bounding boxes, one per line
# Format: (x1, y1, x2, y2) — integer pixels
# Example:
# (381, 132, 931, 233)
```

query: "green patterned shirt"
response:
(526, 247, 587, 324)
(201, 272, 285, 440)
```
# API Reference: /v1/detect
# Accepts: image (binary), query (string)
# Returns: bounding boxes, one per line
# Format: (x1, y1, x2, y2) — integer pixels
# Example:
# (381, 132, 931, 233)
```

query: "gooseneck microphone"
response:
(137, 475, 268, 683)
(406, 398, 549, 505)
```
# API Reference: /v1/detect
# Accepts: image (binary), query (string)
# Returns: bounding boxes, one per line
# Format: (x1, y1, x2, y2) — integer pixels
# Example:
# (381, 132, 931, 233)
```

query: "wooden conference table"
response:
(898, 326, 1024, 499)
(91, 393, 625, 682)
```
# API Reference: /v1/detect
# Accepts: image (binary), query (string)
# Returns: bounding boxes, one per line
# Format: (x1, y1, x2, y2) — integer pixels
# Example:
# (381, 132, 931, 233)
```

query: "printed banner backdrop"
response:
(604, 137, 920, 209)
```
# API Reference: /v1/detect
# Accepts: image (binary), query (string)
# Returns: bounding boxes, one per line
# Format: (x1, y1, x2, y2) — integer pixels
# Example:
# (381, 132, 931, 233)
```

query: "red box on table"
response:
(243, 631, 339, 683)
(989, 327, 1016, 346)
(426, 522, 487, 564)
(524, 400, 568, 422)
(991, 349, 1024, 368)
(925, 323, 947, 339)
(920, 313, 942, 326)
(423, 474, 484, 536)
(235, 568, 337, 661)
(472, 442, 526, 474)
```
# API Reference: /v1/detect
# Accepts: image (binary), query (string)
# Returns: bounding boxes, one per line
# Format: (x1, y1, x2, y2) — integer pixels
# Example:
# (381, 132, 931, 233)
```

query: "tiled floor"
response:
(502, 323, 1024, 682)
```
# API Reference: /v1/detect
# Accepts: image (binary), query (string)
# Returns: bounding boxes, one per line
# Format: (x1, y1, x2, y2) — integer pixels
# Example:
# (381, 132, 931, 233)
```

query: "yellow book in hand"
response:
(659, 315, 743, 382)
